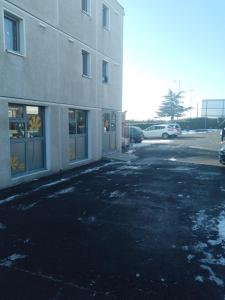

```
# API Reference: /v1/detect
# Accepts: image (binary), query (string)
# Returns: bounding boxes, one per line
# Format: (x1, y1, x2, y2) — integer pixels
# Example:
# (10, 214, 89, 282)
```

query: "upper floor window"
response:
(102, 4, 109, 29)
(82, 0, 91, 15)
(102, 60, 109, 83)
(4, 11, 25, 55)
(82, 50, 91, 77)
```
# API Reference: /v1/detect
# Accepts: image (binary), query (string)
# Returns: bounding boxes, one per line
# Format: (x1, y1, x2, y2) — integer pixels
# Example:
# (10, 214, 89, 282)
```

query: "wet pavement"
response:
(0, 132, 225, 299)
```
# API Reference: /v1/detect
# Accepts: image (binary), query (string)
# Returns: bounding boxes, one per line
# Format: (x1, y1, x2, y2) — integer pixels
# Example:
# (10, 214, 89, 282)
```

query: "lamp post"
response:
(173, 80, 180, 92)
(189, 89, 194, 118)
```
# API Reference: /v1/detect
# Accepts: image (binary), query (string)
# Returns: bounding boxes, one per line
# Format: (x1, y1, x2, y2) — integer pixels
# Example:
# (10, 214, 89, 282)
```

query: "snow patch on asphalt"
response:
(48, 187, 75, 198)
(0, 254, 27, 268)
(109, 190, 126, 199)
(185, 207, 225, 287)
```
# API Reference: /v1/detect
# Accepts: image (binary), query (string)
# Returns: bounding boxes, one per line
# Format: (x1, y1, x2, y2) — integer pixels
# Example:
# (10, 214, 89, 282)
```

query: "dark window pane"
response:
(103, 5, 109, 28)
(69, 109, 76, 122)
(27, 140, 44, 171)
(82, 0, 88, 12)
(102, 61, 108, 83)
(4, 15, 19, 52)
(111, 112, 116, 131)
(69, 122, 77, 135)
(82, 50, 89, 76)
(9, 122, 25, 139)
(10, 142, 26, 175)
(104, 113, 110, 132)
(76, 135, 86, 159)
(8, 104, 23, 118)
(69, 137, 76, 161)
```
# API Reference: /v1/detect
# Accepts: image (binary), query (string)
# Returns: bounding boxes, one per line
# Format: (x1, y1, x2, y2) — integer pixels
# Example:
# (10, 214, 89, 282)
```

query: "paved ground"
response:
(0, 131, 225, 299)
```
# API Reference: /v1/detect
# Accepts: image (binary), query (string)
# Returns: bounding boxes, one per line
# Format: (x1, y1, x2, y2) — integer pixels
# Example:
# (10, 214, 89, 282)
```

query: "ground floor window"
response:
(8, 104, 45, 176)
(69, 109, 88, 161)
(103, 111, 117, 153)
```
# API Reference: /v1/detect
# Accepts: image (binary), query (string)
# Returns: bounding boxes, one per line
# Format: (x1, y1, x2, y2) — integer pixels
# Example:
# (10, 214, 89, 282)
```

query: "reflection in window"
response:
(8, 104, 23, 118)
(68, 109, 87, 161)
(77, 111, 86, 134)
(8, 103, 45, 176)
(27, 114, 42, 138)
(9, 122, 25, 139)
(111, 112, 116, 131)
(4, 13, 20, 52)
(104, 113, 110, 132)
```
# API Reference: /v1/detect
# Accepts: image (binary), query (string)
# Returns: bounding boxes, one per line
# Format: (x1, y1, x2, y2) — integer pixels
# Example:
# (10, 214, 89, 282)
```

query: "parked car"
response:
(219, 143, 225, 165)
(124, 126, 144, 143)
(143, 124, 181, 139)
(169, 123, 182, 135)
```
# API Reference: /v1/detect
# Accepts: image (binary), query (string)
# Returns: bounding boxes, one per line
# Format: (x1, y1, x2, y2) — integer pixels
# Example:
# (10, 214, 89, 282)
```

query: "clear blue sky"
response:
(119, 0, 225, 120)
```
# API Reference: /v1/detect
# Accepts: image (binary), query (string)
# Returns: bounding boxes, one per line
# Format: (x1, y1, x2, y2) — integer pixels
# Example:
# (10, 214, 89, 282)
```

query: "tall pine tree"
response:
(157, 89, 191, 121)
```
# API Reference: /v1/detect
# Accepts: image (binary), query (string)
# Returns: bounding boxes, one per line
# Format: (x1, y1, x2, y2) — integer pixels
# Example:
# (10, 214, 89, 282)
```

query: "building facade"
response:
(202, 99, 225, 118)
(0, 0, 124, 189)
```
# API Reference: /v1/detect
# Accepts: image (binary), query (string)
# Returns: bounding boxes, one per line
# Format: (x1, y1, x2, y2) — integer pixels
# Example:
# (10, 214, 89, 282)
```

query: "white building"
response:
(0, 0, 124, 189)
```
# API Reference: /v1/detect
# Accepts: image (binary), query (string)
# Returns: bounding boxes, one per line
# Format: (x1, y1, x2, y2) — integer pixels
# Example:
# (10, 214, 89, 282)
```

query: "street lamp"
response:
(189, 89, 194, 118)
(173, 80, 180, 92)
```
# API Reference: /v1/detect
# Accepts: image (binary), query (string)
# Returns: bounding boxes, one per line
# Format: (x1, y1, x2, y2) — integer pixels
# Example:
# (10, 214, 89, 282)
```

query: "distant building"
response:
(0, 0, 124, 189)
(202, 99, 225, 118)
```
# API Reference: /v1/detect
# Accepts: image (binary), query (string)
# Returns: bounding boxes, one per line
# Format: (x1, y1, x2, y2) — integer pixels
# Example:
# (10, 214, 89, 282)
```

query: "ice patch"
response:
(218, 217, 225, 241)
(200, 264, 224, 287)
(48, 187, 75, 198)
(0, 223, 6, 230)
(187, 254, 195, 263)
(195, 276, 204, 283)
(169, 157, 176, 162)
(0, 254, 27, 268)
(109, 190, 126, 198)
(192, 210, 207, 231)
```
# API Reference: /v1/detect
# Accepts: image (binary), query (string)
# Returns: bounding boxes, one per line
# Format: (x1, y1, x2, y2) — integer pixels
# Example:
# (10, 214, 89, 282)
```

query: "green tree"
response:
(157, 89, 191, 121)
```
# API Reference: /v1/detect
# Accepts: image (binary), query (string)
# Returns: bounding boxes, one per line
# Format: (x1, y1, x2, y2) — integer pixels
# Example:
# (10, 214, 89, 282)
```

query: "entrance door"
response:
(103, 111, 117, 153)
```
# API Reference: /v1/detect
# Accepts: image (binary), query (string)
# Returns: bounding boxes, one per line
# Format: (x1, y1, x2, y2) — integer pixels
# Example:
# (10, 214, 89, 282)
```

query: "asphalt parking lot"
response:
(0, 131, 225, 299)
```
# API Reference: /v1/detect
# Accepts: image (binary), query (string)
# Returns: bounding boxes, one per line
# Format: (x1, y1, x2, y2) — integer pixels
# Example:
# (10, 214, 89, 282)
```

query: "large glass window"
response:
(69, 109, 88, 161)
(8, 104, 45, 176)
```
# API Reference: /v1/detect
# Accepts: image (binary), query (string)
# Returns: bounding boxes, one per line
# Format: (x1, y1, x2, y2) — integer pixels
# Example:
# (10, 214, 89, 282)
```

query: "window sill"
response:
(82, 74, 92, 79)
(5, 49, 25, 58)
(103, 26, 110, 31)
(81, 10, 91, 17)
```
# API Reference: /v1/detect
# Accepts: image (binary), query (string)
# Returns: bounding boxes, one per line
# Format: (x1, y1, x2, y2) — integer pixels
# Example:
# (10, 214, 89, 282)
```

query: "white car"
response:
(143, 124, 181, 139)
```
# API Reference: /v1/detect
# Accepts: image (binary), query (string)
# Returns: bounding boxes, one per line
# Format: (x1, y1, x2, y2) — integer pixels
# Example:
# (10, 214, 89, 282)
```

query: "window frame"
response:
(102, 4, 110, 30)
(81, 0, 91, 16)
(3, 9, 26, 56)
(102, 60, 109, 83)
(82, 49, 91, 78)
(8, 104, 45, 176)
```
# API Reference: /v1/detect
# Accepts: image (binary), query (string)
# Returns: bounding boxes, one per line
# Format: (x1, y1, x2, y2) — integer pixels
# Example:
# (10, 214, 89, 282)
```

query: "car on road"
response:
(124, 126, 144, 143)
(143, 124, 181, 139)
(219, 143, 225, 165)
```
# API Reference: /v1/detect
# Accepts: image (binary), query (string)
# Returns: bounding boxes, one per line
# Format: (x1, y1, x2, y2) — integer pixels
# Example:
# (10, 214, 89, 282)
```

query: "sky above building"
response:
(119, 0, 225, 120)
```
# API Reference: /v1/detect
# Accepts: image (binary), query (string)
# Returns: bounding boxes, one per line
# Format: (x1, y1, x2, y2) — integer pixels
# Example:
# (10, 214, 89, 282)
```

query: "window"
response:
(82, 50, 90, 77)
(102, 60, 109, 83)
(82, 0, 90, 15)
(8, 104, 45, 176)
(4, 11, 24, 54)
(69, 109, 88, 161)
(102, 4, 109, 29)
